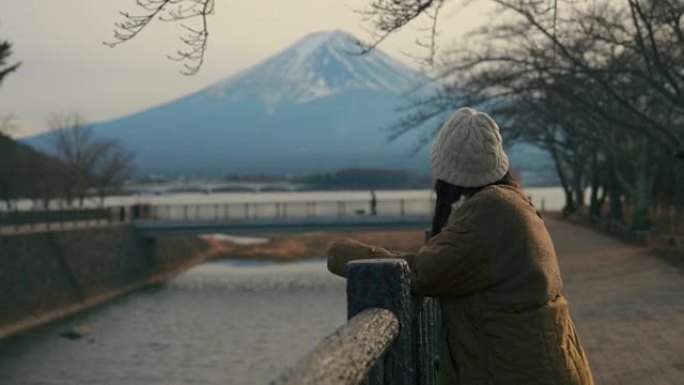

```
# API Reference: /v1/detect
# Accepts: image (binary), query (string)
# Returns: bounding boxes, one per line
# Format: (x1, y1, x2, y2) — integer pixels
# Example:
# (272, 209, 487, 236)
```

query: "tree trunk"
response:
(1, 183, 14, 210)
(631, 140, 654, 231)
(98, 187, 106, 207)
(547, 143, 575, 216)
(64, 188, 74, 208)
(588, 152, 602, 223)
(597, 185, 608, 216)
(572, 160, 585, 208)
(604, 152, 624, 227)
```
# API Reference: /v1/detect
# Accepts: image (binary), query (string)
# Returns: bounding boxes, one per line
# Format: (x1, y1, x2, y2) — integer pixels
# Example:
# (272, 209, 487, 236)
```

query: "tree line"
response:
(0, 112, 133, 210)
(372, 0, 684, 231)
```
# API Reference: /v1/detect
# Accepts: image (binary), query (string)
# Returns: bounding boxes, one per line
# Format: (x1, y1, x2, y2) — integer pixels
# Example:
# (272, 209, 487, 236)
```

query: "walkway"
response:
(548, 219, 684, 385)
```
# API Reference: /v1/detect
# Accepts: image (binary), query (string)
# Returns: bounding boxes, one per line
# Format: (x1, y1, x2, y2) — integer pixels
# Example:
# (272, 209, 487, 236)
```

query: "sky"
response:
(0, 1, 493, 138)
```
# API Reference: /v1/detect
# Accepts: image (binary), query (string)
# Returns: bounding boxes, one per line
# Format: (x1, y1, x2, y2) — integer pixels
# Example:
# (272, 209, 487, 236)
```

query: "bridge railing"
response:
(144, 198, 433, 222)
(272, 259, 440, 385)
(0, 207, 127, 231)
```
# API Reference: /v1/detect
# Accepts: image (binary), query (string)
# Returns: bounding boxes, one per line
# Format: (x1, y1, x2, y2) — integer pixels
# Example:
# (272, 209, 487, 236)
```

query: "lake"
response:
(0, 260, 347, 385)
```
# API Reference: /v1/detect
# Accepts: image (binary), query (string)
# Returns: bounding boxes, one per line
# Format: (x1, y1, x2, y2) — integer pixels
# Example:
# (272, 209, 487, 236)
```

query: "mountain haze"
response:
(25, 30, 552, 181)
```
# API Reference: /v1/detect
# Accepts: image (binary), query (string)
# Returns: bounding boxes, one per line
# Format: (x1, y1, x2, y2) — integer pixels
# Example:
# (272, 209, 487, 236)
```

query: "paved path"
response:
(548, 219, 684, 385)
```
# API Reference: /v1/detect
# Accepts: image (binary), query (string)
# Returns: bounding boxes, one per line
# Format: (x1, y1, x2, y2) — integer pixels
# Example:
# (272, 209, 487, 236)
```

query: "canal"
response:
(0, 260, 346, 385)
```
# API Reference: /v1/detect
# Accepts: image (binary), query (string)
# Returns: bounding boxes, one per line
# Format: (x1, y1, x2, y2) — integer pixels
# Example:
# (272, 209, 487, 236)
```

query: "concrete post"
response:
(421, 228, 439, 385)
(347, 259, 415, 385)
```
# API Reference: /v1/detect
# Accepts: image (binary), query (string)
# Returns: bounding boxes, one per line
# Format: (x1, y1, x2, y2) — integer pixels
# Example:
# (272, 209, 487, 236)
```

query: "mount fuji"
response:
(24, 30, 552, 180)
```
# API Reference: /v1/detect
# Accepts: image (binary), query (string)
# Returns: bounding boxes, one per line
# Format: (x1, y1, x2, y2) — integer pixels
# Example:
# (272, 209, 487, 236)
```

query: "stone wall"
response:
(0, 225, 207, 338)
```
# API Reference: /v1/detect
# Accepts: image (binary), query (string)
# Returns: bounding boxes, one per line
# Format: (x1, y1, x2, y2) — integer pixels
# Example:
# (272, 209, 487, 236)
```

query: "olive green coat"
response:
(327, 185, 594, 385)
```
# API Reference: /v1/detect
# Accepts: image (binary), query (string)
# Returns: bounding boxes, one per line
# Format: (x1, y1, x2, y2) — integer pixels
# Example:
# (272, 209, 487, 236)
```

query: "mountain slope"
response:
(24, 30, 552, 180)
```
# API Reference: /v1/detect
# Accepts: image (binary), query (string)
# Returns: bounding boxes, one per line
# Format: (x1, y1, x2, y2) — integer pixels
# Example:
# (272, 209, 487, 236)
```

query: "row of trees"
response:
(47, 113, 134, 208)
(370, 0, 684, 231)
(0, 112, 134, 210)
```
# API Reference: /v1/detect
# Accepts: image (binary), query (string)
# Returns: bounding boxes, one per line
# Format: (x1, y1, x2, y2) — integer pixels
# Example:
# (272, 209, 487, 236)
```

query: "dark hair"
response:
(430, 170, 521, 238)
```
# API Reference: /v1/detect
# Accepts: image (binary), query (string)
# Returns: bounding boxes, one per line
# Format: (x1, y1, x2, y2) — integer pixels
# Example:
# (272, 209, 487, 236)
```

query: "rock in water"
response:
(59, 324, 92, 340)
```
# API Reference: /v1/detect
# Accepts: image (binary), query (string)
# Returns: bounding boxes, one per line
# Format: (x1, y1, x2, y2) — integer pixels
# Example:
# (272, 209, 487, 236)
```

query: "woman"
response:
(327, 108, 594, 385)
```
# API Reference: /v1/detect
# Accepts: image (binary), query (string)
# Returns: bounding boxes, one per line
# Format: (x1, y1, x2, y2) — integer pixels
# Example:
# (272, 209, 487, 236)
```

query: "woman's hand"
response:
(327, 239, 365, 277)
(326, 239, 394, 277)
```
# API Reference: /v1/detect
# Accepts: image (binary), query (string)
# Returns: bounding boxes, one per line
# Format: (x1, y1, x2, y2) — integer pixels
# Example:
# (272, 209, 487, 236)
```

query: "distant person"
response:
(327, 108, 593, 385)
(370, 189, 377, 216)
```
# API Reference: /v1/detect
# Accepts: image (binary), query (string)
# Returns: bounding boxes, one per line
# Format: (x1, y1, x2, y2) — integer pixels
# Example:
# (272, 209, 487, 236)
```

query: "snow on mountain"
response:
(202, 30, 423, 112)
(23, 30, 551, 180)
(187, 31, 425, 113)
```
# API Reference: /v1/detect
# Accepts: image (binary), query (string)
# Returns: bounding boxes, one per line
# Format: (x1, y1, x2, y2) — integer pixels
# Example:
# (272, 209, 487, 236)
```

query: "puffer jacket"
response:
(327, 185, 594, 385)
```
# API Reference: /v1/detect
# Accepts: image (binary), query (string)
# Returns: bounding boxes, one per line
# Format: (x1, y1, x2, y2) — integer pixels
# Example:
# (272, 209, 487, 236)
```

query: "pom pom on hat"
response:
(431, 107, 509, 187)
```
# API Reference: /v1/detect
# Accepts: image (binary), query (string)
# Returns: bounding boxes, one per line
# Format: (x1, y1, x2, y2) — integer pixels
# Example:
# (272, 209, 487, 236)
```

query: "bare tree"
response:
(91, 140, 134, 206)
(363, 0, 684, 156)
(49, 113, 96, 206)
(49, 112, 134, 207)
(106, 0, 215, 75)
(370, 0, 684, 230)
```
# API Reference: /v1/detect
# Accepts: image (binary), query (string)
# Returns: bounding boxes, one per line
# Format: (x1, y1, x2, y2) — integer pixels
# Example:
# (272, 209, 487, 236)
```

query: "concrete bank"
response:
(0, 225, 209, 338)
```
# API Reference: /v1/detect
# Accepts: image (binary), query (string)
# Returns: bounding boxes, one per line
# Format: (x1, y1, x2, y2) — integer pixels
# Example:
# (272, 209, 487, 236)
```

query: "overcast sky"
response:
(0, 1, 492, 137)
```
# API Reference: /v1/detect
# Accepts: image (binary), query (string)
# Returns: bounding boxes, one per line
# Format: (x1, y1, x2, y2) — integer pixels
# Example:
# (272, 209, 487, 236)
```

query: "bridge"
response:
(123, 180, 308, 195)
(131, 197, 433, 236)
(1, 197, 433, 235)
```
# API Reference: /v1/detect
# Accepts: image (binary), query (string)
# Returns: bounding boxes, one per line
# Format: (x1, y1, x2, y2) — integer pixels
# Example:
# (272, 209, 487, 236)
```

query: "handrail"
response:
(272, 308, 399, 385)
(144, 198, 432, 222)
(271, 259, 439, 385)
(150, 197, 428, 206)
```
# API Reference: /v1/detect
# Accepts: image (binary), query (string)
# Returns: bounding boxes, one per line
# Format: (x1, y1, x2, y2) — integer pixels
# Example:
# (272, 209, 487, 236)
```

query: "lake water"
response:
(0, 260, 347, 385)
(13, 187, 568, 213)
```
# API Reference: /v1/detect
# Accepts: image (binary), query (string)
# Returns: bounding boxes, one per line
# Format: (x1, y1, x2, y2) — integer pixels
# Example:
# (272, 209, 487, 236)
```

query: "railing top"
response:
(149, 197, 431, 207)
(272, 308, 399, 385)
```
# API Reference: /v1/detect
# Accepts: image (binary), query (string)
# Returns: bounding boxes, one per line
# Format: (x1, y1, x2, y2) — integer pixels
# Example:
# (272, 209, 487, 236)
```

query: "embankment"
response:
(0, 225, 208, 338)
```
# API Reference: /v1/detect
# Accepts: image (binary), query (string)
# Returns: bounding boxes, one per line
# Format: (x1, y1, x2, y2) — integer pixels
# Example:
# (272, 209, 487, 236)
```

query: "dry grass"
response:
(203, 230, 426, 262)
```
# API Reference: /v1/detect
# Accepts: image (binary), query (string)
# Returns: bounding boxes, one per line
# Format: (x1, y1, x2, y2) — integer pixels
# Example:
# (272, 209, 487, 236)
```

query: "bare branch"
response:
(356, 0, 445, 60)
(0, 39, 20, 86)
(105, 0, 214, 75)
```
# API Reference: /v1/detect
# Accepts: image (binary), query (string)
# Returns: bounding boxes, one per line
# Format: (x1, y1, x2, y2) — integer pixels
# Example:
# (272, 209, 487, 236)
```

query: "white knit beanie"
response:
(431, 107, 509, 187)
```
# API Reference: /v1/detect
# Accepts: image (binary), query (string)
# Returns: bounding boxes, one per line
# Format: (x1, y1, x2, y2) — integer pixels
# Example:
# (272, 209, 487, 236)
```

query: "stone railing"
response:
(272, 259, 440, 385)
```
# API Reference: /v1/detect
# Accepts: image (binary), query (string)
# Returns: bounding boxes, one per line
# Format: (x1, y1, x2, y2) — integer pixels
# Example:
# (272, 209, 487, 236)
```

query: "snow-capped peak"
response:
(288, 30, 360, 58)
(205, 30, 423, 112)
